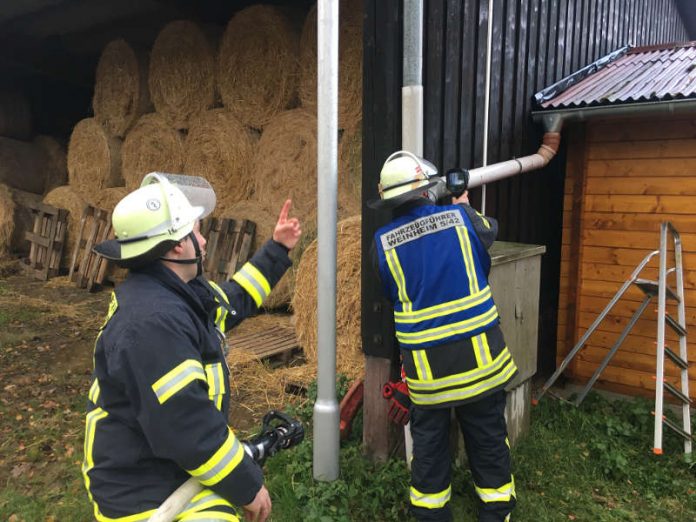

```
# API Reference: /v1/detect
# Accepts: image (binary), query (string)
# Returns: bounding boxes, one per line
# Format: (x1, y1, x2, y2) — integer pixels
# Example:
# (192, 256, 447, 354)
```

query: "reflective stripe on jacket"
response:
(375, 203, 499, 349)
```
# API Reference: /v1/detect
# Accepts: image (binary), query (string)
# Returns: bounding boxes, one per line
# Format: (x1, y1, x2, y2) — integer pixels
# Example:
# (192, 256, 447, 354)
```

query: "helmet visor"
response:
(141, 172, 217, 220)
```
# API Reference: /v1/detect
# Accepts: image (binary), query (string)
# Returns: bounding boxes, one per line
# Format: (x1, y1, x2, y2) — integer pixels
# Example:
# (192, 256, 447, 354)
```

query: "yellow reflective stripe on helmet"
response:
(396, 304, 498, 345)
(232, 262, 270, 307)
(152, 360, 206, 404)
(82, 407, 109, 503)
(385, 248, 412, 313)
(475, 477, 515, 503)
(178, 512, 239, 521)
(88, 379, 101, 405)
(408, 357, 517, 406)
(410, 484, 452, 509)
(456, 225, 479, 294)
(394, 286, 492, 323)
(187, 428, 245, 486)
(412, 350, 433, 381)
(177, 489, 234, 518)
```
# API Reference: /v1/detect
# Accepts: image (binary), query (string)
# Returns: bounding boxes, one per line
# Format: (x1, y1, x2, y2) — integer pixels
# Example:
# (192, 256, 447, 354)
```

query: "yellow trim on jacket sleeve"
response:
(88, 379, 101, 405)
(187, 428, 245, 486)
(232, 262, 271, 307)
(152, 360, 207, 405)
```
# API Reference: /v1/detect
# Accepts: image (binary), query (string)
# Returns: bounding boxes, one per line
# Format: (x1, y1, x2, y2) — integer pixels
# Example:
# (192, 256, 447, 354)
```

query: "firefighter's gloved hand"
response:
(382, 380, 411, 425)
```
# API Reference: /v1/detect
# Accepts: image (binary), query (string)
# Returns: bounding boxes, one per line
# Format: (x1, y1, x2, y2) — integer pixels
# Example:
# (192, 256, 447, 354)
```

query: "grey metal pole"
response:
(313, 0, 340, 482)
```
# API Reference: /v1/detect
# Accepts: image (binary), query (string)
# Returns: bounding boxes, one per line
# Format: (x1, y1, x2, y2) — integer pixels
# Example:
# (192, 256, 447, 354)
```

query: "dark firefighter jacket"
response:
(373, 199, 518, 408)
(83, 240, 291, 521)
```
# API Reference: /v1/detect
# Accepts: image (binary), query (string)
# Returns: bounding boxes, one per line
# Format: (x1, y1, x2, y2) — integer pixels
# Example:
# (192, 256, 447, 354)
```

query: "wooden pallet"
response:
(200, 217, 256, 284)
(227, 325, 299, 361)
(23, 202, 68, 280)
(68, 205, 113, 292)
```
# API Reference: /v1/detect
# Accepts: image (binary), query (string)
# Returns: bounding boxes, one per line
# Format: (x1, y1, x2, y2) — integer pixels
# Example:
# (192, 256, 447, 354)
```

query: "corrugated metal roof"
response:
(538, 41, 696, 109)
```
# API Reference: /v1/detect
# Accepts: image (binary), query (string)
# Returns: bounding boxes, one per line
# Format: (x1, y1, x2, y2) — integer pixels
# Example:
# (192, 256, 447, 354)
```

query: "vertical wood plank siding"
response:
(362, 0, 689, 370)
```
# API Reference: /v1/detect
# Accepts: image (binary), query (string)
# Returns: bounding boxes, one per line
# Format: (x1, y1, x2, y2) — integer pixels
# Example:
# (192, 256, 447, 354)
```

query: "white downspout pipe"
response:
(313, 0, 340, 481)
(401, 0, 424, 469)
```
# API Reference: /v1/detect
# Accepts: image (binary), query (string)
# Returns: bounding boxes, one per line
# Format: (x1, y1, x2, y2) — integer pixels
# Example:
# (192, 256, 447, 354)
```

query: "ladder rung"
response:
(665, 346, 690, 370)
(663, 416, 695, 442)
(664, 314, 687, 337)
(664, 382, 693, 405)
(634, 279, 680, 302)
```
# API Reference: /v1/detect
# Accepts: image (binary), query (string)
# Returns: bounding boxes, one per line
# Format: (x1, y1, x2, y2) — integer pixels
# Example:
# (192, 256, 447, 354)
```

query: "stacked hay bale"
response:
(292, 215, 362, 379)
(149, 20, 216, 130)
(0, 89, 32, 140)
(67, 117, 122, 201)
(217, 5, 300, 130)
(93, 39, 151, 138)
(298, 0, 363, 130)
(34, 135, 68, 194)
(121, 113, 184, 190)
(184, 109, 257, 210)
(43, 186, 87, 268)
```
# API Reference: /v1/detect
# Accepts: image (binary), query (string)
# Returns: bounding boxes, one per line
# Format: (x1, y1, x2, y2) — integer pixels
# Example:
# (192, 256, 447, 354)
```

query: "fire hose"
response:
(148, 410, 304, 522)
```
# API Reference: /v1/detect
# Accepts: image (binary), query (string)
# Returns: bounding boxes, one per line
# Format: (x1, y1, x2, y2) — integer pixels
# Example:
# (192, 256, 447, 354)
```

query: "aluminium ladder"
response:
(535, 222, 693, 459)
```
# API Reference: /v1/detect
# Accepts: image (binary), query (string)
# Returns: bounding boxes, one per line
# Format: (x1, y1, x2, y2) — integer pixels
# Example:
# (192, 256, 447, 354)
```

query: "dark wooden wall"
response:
(362, 0, 689, 373)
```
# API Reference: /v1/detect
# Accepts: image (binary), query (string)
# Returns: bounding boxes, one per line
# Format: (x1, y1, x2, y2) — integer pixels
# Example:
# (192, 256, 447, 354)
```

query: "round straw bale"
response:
(43, 185, 87, 269)
(0, 137, 49, 193)
(91, 186, 128, 212)
(33, 135, 67, 195)
(93, 39, 151, 138)
(184, 109, 256, 210)
(253, 109, 317, 230)
(217, 5, 300, 130)
(0, 184, 15, 257)
(67, 118, 122, 198)
(298, 0, 363, 129)
(338, 122, 362, 218)
(292, 215, 362, 378)
(122, 113, 185, 190)
(149, 20, 216, 130)
(0, 89, 31, 140)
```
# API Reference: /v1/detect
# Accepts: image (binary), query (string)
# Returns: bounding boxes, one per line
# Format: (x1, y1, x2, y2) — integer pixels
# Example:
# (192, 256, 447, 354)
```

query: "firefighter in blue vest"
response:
(85, 173, 301, 522)
(369, 151, 518, 522)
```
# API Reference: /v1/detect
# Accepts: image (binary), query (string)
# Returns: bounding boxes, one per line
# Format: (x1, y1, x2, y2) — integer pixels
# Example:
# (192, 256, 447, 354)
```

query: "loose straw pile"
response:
(292, 215, 362, 379)
(217, 5, 300, 129)
(184, 109, 256, 210)
(149, 20, 216, 130)
(67, 118, 122, 197)
(122, 113, 184, 190)
(93, 39, 151, 137)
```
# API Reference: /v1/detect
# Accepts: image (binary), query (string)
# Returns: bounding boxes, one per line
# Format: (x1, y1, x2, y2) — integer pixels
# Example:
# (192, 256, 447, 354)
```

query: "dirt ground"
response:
(0, 259, 308, 518)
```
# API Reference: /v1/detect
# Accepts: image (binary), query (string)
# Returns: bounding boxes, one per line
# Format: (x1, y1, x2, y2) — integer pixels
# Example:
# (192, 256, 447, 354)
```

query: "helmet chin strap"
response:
(161, 232, 204, 277)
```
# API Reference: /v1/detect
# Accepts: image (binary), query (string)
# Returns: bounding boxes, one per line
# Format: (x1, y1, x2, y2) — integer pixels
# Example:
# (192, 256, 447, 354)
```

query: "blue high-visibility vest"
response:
(375, 203, 499, 349)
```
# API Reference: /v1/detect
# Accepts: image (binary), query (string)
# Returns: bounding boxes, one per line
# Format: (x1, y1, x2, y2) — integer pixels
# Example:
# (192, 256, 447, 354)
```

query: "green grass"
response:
(264, 388, 695, 522)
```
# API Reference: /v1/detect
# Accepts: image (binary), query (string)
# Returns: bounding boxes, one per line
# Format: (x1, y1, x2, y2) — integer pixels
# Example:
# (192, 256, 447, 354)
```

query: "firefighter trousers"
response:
(409, 390, 515, 522)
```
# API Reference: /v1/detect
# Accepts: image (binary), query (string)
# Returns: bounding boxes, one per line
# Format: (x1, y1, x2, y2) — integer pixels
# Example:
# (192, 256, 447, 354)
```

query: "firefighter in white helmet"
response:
(84, 173, 301, 522)
(370, 151, 518, 522)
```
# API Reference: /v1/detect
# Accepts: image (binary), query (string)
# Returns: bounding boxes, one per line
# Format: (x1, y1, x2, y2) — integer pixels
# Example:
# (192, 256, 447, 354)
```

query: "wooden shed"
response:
(532, 41, 696, 399)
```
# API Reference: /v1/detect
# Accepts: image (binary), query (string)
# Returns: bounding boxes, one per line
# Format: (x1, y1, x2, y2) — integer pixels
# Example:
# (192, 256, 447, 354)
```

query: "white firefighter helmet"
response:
(367, 150, 439, 209)
(93, 173, 216, 267)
